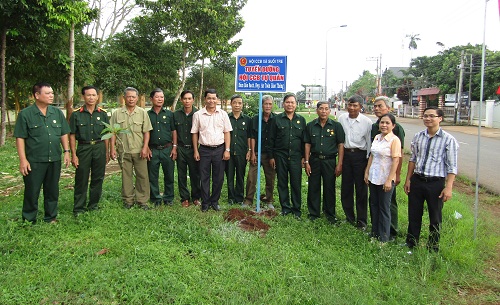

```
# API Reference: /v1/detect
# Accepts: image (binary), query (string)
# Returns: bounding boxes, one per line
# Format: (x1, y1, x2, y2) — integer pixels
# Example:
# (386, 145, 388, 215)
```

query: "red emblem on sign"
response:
(239, 57, 247, 67)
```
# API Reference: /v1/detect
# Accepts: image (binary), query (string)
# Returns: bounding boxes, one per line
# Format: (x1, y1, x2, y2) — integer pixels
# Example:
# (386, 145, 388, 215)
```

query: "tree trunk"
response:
(198, 58, 205, 109)
(1, 27, 7, 146)
(171, 47, 188, 111)
(66, 23, 75, 123)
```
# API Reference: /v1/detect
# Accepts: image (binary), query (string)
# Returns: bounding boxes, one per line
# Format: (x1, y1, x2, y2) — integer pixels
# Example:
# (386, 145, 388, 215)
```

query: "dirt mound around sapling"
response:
(224, 208, 277, 234)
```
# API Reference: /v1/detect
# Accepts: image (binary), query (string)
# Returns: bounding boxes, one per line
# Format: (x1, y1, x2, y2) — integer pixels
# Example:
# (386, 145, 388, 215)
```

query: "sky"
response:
(234, 0, 500, 95)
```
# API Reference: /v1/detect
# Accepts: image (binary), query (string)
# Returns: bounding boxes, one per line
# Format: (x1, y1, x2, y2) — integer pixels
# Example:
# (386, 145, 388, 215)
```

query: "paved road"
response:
(333, 110, 500, 194)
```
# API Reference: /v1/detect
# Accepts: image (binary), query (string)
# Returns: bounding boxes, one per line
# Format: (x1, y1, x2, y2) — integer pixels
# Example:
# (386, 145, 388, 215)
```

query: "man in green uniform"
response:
(14, 82, 71, 223)
(304, 102, 345, 223)
(226, 94, 251, 206)
(244, 95, 276, 209)
(370, 96, 405, 240)
(174, 90, 201, 207)
(269, 94, 306, 218)
(147, 88, 177, 207)
(69, 85, 109, 216)
(110, 87, 153, 209)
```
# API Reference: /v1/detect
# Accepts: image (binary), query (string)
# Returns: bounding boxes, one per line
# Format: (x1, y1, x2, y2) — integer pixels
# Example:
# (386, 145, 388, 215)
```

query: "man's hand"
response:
(404, 180, 411, 195)
(72, 155, 79, 168)
(63, 152, 71, 168)
(110, 149, 117, 161)
(250, 153, 257, 165)
(439, 186, 453, 202)
(140, 147, 149, 160)
(19, 159, 31, 176)
(304, 163, 311, 177)
(170, 147, 177, 161)
(194, 151, 200, 161)
(222, 150, 230, 161)
(335, 163, 342, 177)
(269, 158, 275, 169)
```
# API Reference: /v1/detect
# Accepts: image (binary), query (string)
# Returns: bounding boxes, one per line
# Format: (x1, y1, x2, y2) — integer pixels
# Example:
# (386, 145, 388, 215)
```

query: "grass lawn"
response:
(0, 124, 499, 304)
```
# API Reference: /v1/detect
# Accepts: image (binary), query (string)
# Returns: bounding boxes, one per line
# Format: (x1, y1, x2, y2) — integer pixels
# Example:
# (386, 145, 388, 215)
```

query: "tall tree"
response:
(38, 0, 94, 120)
(346, 70, 376, 101)
(138, 0, 247, 109)
(406, 33, 420, 60)
(85, 0, 138, 41)
(0, 0, 53, 146)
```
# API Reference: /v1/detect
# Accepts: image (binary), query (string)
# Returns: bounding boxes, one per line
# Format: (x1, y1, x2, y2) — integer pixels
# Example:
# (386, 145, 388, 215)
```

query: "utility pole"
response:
(367, 54, 382, 95)
(454, 50, 465, 124)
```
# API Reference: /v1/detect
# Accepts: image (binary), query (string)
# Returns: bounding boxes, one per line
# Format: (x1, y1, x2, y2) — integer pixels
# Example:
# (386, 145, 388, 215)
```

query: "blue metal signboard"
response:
(235, 55, 287, 93)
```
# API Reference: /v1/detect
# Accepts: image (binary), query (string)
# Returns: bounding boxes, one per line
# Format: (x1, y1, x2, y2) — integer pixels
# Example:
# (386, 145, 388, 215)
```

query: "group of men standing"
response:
(14, 83, 458, 251)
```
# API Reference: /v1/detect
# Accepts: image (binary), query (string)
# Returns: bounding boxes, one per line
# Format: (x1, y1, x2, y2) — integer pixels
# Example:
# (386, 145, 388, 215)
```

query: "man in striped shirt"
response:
(404, 106, 459, 252)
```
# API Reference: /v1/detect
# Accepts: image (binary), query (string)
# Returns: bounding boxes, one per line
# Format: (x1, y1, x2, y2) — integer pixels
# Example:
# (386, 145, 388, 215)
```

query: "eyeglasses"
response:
(422, 114, 440, 119)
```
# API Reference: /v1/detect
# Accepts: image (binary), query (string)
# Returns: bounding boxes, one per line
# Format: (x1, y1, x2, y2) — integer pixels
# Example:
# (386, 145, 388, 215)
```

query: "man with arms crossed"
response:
(69, 86, 109, 216)
(191, 89, 232, 212)
(404, 106, 458, 252)
(14, 82, 71, 223)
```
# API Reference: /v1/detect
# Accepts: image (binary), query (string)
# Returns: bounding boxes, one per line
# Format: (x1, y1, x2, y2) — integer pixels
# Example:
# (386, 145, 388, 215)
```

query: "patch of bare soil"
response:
(224, 208, 277, 236)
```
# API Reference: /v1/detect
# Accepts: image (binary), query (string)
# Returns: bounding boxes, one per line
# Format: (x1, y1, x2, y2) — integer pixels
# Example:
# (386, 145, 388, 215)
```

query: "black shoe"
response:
(201, 203, 210, 212)
(294, 215, 302, 221)
(163, 201, 173, 206)
(124, 203, 134, 209)
(211, 203, 220, 211)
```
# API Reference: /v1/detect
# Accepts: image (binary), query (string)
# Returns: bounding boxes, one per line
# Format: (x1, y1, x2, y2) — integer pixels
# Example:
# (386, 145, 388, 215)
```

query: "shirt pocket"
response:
(132, 119, 143, 132)
(51, 122, 62, 136)
(311, 134, 318, 145)
(28, 123, 44, 137)
(292, 124, 303, 137)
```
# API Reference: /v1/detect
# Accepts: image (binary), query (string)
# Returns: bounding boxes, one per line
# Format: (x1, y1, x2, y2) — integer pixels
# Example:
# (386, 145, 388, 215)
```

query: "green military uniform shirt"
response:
(304, 118, 345, 155)
(69, 105, 109, 142)
(269, 112, 306, 159)
(250, 112, 276, 154)
(228, 112, 251, 156)
(14, 104, 71, 162)
(148, 107, 175, 146)
(371, 121, 405, 148)
(174, 106, 198, 146)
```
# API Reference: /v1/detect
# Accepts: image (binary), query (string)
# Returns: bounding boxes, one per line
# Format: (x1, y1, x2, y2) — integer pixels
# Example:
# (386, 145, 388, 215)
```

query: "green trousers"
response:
(73, 142, 106, 214)
(225, 154, 247, 203)
(147, 147, 175, 204)
(22, 161, 61, 223)
(275, 155, 302, 217)
(307, 157, 337, 221)
(176, 146, 200, 202)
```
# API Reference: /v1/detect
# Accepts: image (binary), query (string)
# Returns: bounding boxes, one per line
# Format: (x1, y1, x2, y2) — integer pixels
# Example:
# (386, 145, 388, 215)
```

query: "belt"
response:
(311, 153, 337, 160)
(149, 143, 172, 150)
(179, 144, 192, 149)
(200, 144, 224, 150)
(413, 173, 445, 182)
(78, 140, 103, 145)
(344, 148, 365, 153)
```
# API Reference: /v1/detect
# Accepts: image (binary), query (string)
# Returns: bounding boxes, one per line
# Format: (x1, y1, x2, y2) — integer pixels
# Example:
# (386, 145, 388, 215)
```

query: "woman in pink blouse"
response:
(364, 114, 401, 243)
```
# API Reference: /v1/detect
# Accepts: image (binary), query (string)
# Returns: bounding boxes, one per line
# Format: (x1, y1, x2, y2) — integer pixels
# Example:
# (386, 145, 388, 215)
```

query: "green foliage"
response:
(408, 44, 500, 100)
(93, 17, 182, 98)
(346, 70, 376, 101)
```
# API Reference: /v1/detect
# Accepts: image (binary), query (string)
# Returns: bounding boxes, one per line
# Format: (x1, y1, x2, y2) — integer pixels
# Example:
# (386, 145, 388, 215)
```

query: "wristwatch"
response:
(225, 148, 230, 152)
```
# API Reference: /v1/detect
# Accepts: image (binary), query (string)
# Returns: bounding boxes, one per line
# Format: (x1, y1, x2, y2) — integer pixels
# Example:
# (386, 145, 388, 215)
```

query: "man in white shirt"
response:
(338, 95, 372, 230)
(191, 89, 233, 212)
